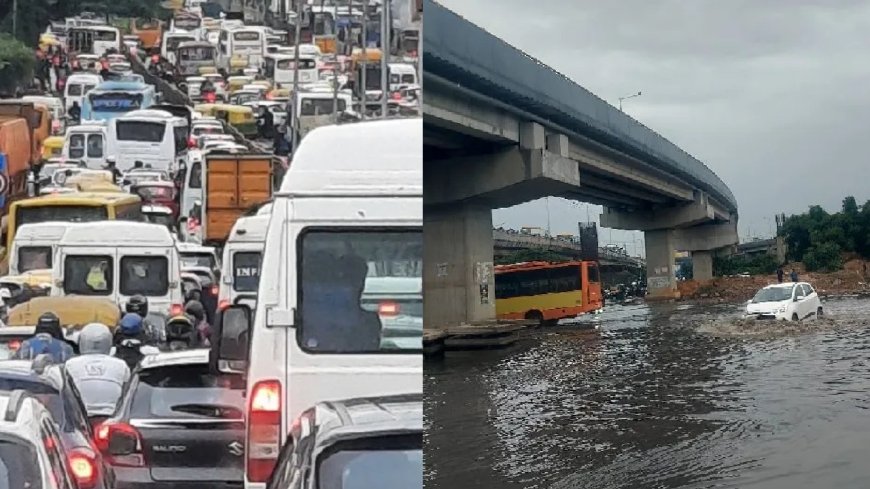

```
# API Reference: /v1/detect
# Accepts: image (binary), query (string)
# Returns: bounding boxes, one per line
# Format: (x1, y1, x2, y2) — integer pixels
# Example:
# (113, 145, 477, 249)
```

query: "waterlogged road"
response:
(424, 298, 870, 489)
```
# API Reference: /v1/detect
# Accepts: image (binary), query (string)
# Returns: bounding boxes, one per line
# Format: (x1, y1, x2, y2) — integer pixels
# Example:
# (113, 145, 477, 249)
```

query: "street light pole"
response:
(12, 0, 18, 39)
(618, 91, 642, 111)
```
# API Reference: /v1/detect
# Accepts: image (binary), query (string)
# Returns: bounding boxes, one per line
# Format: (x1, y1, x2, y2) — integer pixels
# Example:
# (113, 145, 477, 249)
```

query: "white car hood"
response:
(746, 300, 789, 315)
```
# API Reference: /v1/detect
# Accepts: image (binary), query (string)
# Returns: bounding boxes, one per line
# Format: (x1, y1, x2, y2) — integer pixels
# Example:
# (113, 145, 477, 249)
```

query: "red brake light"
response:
(218, 299, 230, 311)
(391, 91, 402, 100)
(94, 422, 144, 468)
(187, 137, 196, 148)
(379, 301, 399, 316)
(170, 304, 183, 316)
(8, 340, 21, 351)
(247, 380, 282, 482)
(69, 448, 98, 489)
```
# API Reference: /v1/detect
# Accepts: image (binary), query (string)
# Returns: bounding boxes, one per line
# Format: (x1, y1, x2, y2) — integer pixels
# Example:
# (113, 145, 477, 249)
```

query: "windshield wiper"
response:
(169, 403, 243, 418)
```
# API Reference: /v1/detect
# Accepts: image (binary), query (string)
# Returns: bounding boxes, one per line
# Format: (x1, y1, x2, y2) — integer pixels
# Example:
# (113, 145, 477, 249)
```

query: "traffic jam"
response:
(0, 2, 422, 488)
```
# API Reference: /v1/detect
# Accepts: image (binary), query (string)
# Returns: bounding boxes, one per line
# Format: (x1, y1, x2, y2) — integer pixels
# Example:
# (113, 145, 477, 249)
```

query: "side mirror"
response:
(210, 304, 251, 374)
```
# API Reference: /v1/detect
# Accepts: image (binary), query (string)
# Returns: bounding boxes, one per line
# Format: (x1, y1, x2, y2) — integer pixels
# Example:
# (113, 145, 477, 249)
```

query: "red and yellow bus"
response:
(494, 261, 603, 325)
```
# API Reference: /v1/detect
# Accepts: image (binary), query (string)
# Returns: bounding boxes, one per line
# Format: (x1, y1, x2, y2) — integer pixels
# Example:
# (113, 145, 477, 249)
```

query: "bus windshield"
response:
(16, 205, 108, 229)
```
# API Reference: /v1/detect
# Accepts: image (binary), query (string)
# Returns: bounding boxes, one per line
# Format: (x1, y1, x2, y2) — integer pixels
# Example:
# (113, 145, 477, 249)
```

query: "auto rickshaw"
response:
(229, 54, 249, 72)
(194, 103, 257, 137)
(73, 180, 125, 193)
(198, 66, 218, 75)
(41, 136, 64, 159)
(7, 296, 120, 329)
(1, 269, 53, 290)
(251, 79, 273, 91)
(267, 88, 291, 102)
(227, 75, 254, 94)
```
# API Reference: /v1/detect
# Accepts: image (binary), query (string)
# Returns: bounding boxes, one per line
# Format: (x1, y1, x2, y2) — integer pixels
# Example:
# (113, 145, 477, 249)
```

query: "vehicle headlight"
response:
(777, 305, 787, 313)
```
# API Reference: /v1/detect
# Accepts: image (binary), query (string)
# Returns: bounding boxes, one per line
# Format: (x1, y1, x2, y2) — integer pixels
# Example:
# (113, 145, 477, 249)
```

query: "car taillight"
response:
(170, 304, 183, 316)
(94, 422, 144, 467)
(218, 299, 230, 311)
(8, 340, 21, 351)
(69, 448, 99, 489)
(247, 379, 281, 482)
(188, 137, 196, 148)
(379, 301, 400, 316)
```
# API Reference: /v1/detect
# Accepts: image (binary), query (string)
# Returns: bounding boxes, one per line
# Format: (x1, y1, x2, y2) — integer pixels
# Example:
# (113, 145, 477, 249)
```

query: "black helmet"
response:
(184, 301, 205, 322)
(36, 312, 62, 340)
(125, 295, 149, 317)
(165, 314, 195, 342)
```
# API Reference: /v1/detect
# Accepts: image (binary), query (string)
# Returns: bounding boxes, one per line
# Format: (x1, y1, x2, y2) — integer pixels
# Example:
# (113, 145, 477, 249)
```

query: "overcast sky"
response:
(435, 0, 870, 255)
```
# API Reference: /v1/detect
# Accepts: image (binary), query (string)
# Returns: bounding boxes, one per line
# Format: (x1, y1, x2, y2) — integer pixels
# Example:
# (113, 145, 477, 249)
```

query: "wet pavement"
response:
(424, 298, 870, 489)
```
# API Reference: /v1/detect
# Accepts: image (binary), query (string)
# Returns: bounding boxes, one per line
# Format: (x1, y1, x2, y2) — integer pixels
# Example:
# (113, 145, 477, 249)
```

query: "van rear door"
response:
(203, 153, 272, 245)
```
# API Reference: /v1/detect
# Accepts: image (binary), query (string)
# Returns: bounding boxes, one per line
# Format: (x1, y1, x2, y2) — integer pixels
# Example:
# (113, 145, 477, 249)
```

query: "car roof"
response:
(0, 361, 64, 390)
(313, 394, 422, 443)
(138, 349, 210, 370)
(763, 282, 804, 289)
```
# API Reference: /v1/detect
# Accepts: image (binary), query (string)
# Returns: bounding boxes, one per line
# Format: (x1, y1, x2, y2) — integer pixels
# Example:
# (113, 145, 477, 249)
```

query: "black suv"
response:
(266, 394, 423, 489)
(97, 348, 246, 489)
(0, 358, 114, 489)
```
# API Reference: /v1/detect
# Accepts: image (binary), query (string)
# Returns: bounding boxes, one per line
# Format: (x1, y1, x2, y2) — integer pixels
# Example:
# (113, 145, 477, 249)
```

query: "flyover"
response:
(423, 0, 739, 328)
(492, 229, 645, 269)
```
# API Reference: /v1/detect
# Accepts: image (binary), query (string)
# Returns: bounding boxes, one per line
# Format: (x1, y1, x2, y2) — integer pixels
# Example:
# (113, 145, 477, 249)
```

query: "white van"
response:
(110, 109, 188, 172)
(10, 222, 75, 275)
(62, 121, 109, 169)
(264, 53, 318, 88)
(213, 119, 422, 488)
(217, 212, 269, 311)
(388, 63, 418, 91)
(50, 221, 184, 318)
(64, 73, 102, 112)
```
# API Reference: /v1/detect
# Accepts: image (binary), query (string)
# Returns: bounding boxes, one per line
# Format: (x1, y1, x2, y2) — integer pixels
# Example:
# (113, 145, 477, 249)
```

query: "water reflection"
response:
(425, 299, 870, 489)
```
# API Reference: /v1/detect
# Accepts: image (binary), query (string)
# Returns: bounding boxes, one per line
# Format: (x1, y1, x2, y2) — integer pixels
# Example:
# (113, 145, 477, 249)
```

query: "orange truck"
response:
(0, 101, 49, 212)
(131, 18, 163, 53)
(202, 153, 274, 247)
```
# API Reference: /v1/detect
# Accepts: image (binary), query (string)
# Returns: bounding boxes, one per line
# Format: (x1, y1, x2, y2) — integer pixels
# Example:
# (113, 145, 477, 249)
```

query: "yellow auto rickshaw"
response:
(251, 79, 273, 91)
(73, 180, 125, 193)
(6, 296, 120, 332)
(41, 136, 64, 159)
(198, 66, 218, 75)
(227, 76, 254, 94)
(267, 88, 291, 102)
(1, 269, 53, 289)
(194, 103, 257, 137)
(229, 54, 250, 71)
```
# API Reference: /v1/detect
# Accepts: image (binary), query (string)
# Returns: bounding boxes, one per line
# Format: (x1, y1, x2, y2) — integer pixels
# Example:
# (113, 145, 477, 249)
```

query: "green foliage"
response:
(0, 34, 35, 94)
(779, 195, 870, 271)
(713, 253, 778, 277)
(496, 249, 569, 265)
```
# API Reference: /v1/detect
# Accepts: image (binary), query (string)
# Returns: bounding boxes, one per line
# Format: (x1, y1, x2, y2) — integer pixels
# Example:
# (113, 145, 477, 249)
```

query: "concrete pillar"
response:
(423, 203, 496, 328)
(692, 250, 713, 281)
(645, 229, 679, 299)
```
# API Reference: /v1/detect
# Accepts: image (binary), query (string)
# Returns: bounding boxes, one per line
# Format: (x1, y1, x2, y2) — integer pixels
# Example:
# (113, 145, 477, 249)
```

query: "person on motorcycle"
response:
(165, 314, 198, 351)
(184, 301, 211, 347)
(200, 78, 217, 102)
(113, 313, 158, 370)
(124, 295, 157, 344)
(65, 323, 131, 415)
(13, 312, 75, 363)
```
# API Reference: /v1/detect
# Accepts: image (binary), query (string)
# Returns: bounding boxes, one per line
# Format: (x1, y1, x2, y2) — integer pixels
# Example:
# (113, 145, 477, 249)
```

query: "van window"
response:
(174, 125, 188, 155)
(18, 246, 52, 272)
(277, 59, 316, 70)
(299, 98, 346, 116)
(68, 84, 83, 96)
(120, 256, 169, 296)
(189, 162, 202, 188)
(115, 202, 144, 221)
(116, 121, 165, 142)
(297, 229, 423, 354)
(64, 255, 113, 295)
(94, 30, 117, 41)
(232, 251, 260, 292)
(401, 74, 415, 84)
(84, 84, 96, 94)
(87, 134, 103, 158)
(68, 134, 86, 159)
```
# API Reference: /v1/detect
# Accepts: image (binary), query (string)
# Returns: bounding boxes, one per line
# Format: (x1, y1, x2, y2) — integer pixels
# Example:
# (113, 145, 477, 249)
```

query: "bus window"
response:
(587, 264, 600, 283)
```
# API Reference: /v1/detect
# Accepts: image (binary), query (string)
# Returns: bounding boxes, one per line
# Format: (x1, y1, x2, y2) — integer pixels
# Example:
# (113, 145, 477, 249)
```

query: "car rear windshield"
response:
(0, 337, 29, 360)
(0, 439, 43, 489)
(180, 253, 215, 269)
(0, 379, 64, 428)
(298, 229, 422, 353)
(131, 365, 245, 420)
(120, 256, 169, 296)
(232, 251, 260, 292)
(18, 246, 52, 273)
(317, 437, 422, 489)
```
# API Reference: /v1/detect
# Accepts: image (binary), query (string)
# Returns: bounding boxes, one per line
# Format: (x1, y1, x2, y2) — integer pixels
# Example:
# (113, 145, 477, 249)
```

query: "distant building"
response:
(734, 236, 787, 264)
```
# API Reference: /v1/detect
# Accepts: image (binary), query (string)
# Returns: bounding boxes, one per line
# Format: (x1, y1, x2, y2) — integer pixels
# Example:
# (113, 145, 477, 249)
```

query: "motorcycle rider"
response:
(13, 312, 75, 363)
(165, 314, 198, 351)
(200, 77, 216, 102)
(113, 313, 158, 370)
(124, 295, 158, 344)
(184, 300, 211, 347)
(65, 323, 131, 415)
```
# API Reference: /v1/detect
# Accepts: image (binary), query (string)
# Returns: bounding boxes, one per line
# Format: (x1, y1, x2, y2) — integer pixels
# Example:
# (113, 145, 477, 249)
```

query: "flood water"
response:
(424, 298, 870, 489)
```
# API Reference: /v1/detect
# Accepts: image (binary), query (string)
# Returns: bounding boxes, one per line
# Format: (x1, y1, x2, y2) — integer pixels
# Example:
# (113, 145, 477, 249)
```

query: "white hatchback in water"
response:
(745, 282, 823, 321)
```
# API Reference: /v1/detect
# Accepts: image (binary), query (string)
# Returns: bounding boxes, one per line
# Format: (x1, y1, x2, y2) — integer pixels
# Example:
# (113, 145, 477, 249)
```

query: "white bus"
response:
(66, 26, 121, 56)
(212, 119, 423, 489)
(217, 27, 265, 71)
(109, 109, 188, 172)
(161, 31, 197, 63)
(263, 53, 318, 88)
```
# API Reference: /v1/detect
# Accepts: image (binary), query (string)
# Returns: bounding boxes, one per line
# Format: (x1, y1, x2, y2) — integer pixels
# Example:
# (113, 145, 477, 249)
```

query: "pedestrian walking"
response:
(790, 269, 798, 282)
(776, 267, 784, 283)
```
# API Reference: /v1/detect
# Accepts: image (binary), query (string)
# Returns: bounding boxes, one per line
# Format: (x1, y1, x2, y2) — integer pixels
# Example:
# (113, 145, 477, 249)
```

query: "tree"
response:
(0, 35, 35, 94)
(803, 241, 842, 272)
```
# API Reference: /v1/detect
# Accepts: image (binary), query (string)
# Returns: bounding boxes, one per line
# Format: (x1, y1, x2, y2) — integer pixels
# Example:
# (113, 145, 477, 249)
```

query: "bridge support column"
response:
(645, 229, 679, 299)
(424, 203, 496, 328)
(692, 250, 713, 281)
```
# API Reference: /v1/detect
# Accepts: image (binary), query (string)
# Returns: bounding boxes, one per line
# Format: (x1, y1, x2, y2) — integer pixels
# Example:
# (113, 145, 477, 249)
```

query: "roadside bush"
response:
(0, 35, 35, 95)
(713, 254, 778, 277)
(803, 241, 843, 272)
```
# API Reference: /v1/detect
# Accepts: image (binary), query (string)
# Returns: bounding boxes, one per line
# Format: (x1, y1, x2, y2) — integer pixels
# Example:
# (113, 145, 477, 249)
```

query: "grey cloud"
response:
(434, 0, 870, 242)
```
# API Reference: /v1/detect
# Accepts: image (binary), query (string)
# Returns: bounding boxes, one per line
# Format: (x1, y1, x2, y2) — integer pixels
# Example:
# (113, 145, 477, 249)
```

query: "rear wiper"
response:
(169, 403, 243, 418)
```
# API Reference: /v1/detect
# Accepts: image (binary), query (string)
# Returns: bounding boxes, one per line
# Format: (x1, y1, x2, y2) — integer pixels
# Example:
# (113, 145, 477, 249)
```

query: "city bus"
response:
(5, 193, 143, 253)
(81, 78, 156, 122)
(494, 261, 603, 325)
(217, 26, 266, 71)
